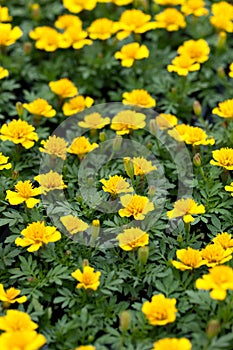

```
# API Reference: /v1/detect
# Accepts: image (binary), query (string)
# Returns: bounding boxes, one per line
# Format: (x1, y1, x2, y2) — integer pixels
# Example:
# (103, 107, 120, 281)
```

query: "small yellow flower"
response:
(0, 66, 9, 79)
(29, 26, 71, 52)
(62, 96, 94, 116)
(55, 14, 82, 30)
(167, 198, 205, 223)
(210, 148, 233, 170)
(113, 0, 133, 4)
(131, 157, 157, 176)
(122, 89, 156, 108)
(201, 243, 232, 267)
(0, 310, 38, 332)
(87, 18, 119, 40)
(229, 63, 233, 78)
(0, 119, 38, 149)
(63, 0, 97, 13)
(0, 284, 27, 305)
(119, 194, 154, 220)
(142, 294, 177, 326)
(151, 337, 192, 350)
(210, 2, 233, 33)
(23, 98, 56, 118)
(196, 265, 233, 300)
(78, 112, 110, 129)
(6, 180, 41, 208)
(67, 136, 98, 159)
(172, 247, 206, 271)
(212, 99, 233, 119)
(168, 124, 215, 146)
(155, 113, 178, 130)
(111, 110, 146, 135)
(0, 6, 12, 22)
(115, 42, 149, 67)
(60, 214, 89, 234)
(212, 232, 233, 251)
(75, 346, 96, 350)
(154, 8, 186, 31)
(181, 0, 208, 17)
(116, 227, 149, 251)
(100, 175, 133, 196)
(39, 135, 68, 160)
(71, 266, 101, 291)
(63, 25, 93, 50)
(15, 221, 61, 252)
(0, 331, 46, 350)
(0, 152, 11, 171)
(167, 55, 200, 76)
(0, 23, 22, 46)
(49, 78, 78, 98)
(34, 171, 67, 194)
(178, 39, 210, 63)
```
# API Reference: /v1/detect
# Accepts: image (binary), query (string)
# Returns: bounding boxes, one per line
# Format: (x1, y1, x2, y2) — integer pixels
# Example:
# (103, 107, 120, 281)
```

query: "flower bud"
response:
(30, 3, 41, 20)
(12, 170, 19, 180)
(193, 100, 202, 117)
(113, 135, 122, 152)
(217, 31, 226, 50)
(16, 102, 24, 118)
(2, 302, 11, 310)
(124, 157, 134, 179)
(82, 259, 89, 267)
(99, 131, 106, 142)
(148, 185, 156, 197)
(206, 319, 221, 338)
(119, 310, 131, 332)
(149, 119, 157, 136)
(138, 246, 149, 265)
(193, 153, 201, 167)
(217, 66, 225, 79)
(23, 42, 32, 55)
(91, 219, 100, 241)
(177, 234, 183, 243)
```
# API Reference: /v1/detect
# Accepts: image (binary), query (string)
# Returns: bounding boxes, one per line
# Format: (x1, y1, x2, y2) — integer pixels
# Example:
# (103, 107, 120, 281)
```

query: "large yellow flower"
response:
(116, 227, 149, 251)
(119, 194, 154, 220)
(0, 23, 22, 46)
(0, 152, 11, 171)
(0, 6, 12, 22)
(210, 148, 233, 170)
(55, 14, 82, 30)
(78, 112, 109, 129)
(115, 42, 149, 68)
(154, 8, 186, 31)
(63, 0, 97, 13)
(167, 198, 205, 223)
(122, 89, 156, 108)
(15, 221, 61, 252)
(49, 78, 78, 98)
(131, 157, 157, 176)
(0, 331, 46, 350)
(142, 294, 177, 326)
(181, 0, 208, 17)
(111, 110, 146, 135)
(178, 39, 210, 63)
(155, 113, 178, 130)
(167, 55, 200, 76)
(100, 175, 133, 196)
(63, 95, 94, 116)
(60, 214, 89, 234)
(196, 265, 233, 300)
(212, 232, 233, 251)
(210, 2, 233, 33)
(29, 26, 71, 52)
(67, 136, 98, 159)
(172, 247, 206, 271)
(212, 99, 233, 119)
(39, 135, 68, 160)
(201, 243, 232, 267)
(168, 124, 215, 146)
(151, 337, 192, 350)
(6, 180, 41, 208)
(71, 266, 101, 291)
(23, 98, 56, 118)
(87, 18, 119, 40)
(0, 119, 38, 149)
(63, 25, 92, 50)
(0, 284, 27, 305)
(0, 66, 9, 79)
(34, 171, 67, 194)
(0, 310, 38, 332)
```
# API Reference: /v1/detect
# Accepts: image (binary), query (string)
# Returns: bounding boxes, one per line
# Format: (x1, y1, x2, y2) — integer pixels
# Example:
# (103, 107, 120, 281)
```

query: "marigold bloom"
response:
(168, 124, 215, 146)
(72, 266, 101, 290)
(49, 78, 78, 98)
(167, 198, 205, 223)
(229, 63, 233, 78)
(167, 55, 200, 76)
(154, 8, 186, 31)
(201, 243, 232, 267)
(115, 42, 149, 67)
(132, 157, 157, 176)
(181, 0, 208, 17)
(68, 136, 98, 159)
(78, 112, 109, 129)
(0, 66, 9, 79)
(142, 294, 177, 326)
(0, 285, 27, 304)
(172, 247, 206, 271)
(151, 337, 192, 350)
(0, 310, 38, 332)
(0, 119, 38, 149)
(122, 89, 156, 108)
(87, 18, 119, 40)
(0, 331, 46, 350)
(15, 221, 61, 252)
(34, 171, 67, 194)
(111, 110, 146, 135)
(23, 98, 56, 118)
(212, 99, 233, 119)
(178, 39, 210, 63)
(196, 265, 233, 300)
(0, 23, 22, 46)
(113, 0, 133, 4)
(55, 14, 82, 30)
(155, 113, 178, 130)
(63, 95, 94, 116)
(117, 227, 149, 251)
(117, 9, 157, 40)
(0, 152, 11, 171)
(210, 148, 233, 170)
(119, 194, 154, 220)
(212, 232, 233, 251)
(210, 2, 233, 32)
(63, 25, 93, 50)
(63, 0, 97, 13)
(100, 175, 133, 196)
(154, 0, 185, 5)
(6, 180, 41, 208)
(39, 135, 68, 160)
(0, 6, 12, 22)
(60, 215, 89, 234)
(75, 346, 96, 350)
(29, 26, 71, 51)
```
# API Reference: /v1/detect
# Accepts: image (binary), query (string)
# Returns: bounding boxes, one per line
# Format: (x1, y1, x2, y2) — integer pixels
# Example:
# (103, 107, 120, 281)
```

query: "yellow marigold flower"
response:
(168, 124, 215, 146)
(100, 175, 133, 196)
(0, 6, 12, 22)
(167, 198, 205, 223)
(201, 243, 232, 267)
(115, 42, 149, 68)
(225, 182, 233, 196)
(155, 113, 178, 130)
(181, 0, 208, 17)
(119, 194, 154, 220)
(63, 25, 93, 49)
(49, 78, 78, 98)
(196, 265, 233, 300)
(23, 98, 56, 118)
(212, 1, 233, 17)
(113, 0, 133, 4)
(6, 180, 41, 208)
(75, 346, 96, 350)
(55, 14, 82, 30)
(172, 247, 206, 271)
(0, 284, 27, 305)
(122, 89, 156, 108)
(0, 152, 11, 171)
(116, 227, 149, 251)
(0, 119, 38, 149)
(154, 0, 185, 5)
(167, 55, 200, 76)
(72, 266, 101, 291)
(210, 2, 233, 33)
(61, 215, 89, 234)
(0, 23, 22, 46)
(131, 156, 157, 176)
(0, 331, 46, 350)
(117, 9, 157, 40)
(178, 39, 210, 63)
(87, 18, 119, 40)
(210, 148, 233, 170)
(0, 310, 38, 332)
(142, 294, 177, 326)
(63, 0, 97, 13)
(0, 66, 9, 79)
(15, 221, 61, 252)
(68, 136, 98, 159)
(154, 8, 186, 31)
(29, 26, 71, 51)
(212, 99, 233, 119)
(151, 337, 192, 350)
(111, 110, 146, 135)
(212, 232, 233, 251)
(78, 112, 110, 129)
(229, 63, 233, 78)
(39, 135, 68, 160)
(34, 171, 67, 194)
(63, 95, 94, 116)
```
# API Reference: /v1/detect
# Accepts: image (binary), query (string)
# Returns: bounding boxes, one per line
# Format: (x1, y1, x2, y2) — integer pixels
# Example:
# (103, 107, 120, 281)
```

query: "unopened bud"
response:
(119, 310, 131, 332)
(149, 119, 157, 136)
(177, 234, 183, 243)
(146, 142, 152, 150)
(124, 157, 134, 179)
(30, 3, 41, 20)
(16, 101, 24, 118)
(138, 246, 149, 265)
(2, 302, 11, 310)
(82, 259, 89, 267)
(217, 66, 225, 79)
(148, 185, 156, 197)
(113, 135, 122, 151)
(193, 153, 201, 167)
(99, 131, 106, 142)
(206, 319, 221, 338)
(217, 31, 226, 50)
(12, 170, 19, 179)
(65, 250, 71, 256)
(23, 42, 32, 55)
(91, 219, 100, 241)
(193, 100, 202, 117)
